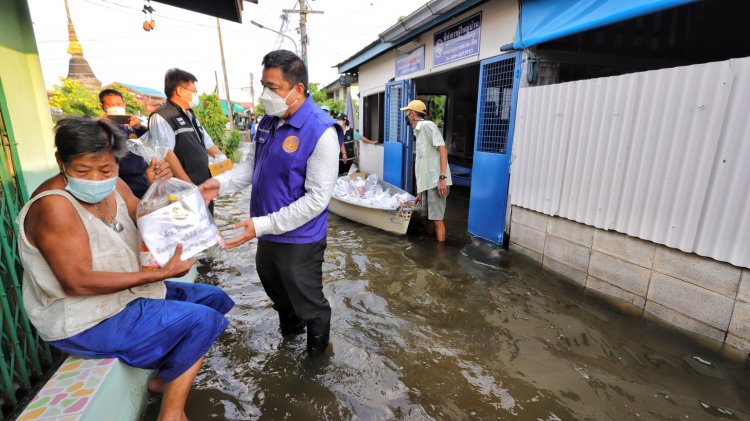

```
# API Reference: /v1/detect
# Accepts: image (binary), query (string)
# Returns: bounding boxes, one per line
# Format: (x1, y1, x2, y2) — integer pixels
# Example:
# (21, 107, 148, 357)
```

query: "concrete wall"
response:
(509, 205, 750, 354)
(359, 51, 396, 97)
(0, 0, 58, 194)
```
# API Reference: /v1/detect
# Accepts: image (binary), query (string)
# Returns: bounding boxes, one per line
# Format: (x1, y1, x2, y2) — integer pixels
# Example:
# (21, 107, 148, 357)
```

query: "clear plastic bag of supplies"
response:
(128, 129, 221, 269)
(126, 130, 169, 164)
(135, 178, 219, 270)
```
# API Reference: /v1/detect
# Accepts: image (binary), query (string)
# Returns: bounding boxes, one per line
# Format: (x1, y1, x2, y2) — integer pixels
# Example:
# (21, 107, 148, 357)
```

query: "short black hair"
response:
(262, 50, 308, 92)
(54, 117, 128, 164)
(98, 88, 123, 104)
(164, 68, 197, 98)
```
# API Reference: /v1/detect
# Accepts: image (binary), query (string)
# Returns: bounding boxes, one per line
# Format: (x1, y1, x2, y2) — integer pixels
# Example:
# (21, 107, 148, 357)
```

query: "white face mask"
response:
(105, 106, 126, 116)
(260, 87, 297, 117)
(181, 88, 199, 108)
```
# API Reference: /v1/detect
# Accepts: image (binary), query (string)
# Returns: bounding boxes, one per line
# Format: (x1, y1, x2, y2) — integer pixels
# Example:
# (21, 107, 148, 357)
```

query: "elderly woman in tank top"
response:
(17, 117, 234, 421)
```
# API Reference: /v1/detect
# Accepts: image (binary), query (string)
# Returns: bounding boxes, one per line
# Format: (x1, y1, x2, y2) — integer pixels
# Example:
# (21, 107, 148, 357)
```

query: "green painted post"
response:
(0, 82, 53, 416)
(0, 82, 47, 376)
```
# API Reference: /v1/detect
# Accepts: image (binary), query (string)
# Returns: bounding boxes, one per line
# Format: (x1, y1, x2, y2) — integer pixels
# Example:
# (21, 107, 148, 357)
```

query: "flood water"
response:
(144, 170, 749, 420)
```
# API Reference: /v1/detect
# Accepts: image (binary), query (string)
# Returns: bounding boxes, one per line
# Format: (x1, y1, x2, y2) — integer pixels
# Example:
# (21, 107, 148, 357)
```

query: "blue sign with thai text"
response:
(433, 13, 482, 67)
(395, 46, 425, 77)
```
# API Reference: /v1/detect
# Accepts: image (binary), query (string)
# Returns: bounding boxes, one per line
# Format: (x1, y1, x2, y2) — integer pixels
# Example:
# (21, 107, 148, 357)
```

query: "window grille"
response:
(387, 84, 403, 143)
(477, 56, 517, 154)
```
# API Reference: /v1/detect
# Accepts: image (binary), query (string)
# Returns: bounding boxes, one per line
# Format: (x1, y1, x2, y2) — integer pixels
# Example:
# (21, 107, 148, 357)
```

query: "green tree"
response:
(308, 83, 341, 114)
(193, 93, 227, 150)
(254, 101, 265, 117)
(106, 83, 145, 115)
(49, 78, 102, 117)
(308, 82, 357, 117)
(225, 129, 241, 162)
(193, 93, 242, 161)
(308, 82, 327, 104)
(430, 95, 446, 130)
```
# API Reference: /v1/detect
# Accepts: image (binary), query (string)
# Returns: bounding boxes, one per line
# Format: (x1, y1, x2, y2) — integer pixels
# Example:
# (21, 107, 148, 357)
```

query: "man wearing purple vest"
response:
(200, 50, 343, 353)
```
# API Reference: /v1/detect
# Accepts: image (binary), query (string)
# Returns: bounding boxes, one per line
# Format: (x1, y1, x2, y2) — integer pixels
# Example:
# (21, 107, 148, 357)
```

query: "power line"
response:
(282, 0, 324, 65)
(78, 0, 251, 33)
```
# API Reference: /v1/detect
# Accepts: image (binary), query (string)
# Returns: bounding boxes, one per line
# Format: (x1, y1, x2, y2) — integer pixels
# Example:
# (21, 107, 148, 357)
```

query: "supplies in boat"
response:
(332, 173, 417, 210)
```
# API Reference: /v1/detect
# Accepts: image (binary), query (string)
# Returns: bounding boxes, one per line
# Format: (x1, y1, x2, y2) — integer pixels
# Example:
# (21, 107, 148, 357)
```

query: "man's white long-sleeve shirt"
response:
(214, 125, 340, 238)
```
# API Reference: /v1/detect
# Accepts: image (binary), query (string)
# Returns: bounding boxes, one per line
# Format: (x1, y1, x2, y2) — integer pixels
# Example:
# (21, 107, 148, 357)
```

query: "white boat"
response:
(329, 178, 418, 235)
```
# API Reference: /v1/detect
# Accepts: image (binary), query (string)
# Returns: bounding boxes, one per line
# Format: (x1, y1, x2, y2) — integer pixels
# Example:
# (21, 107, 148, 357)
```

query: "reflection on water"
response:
(144, 184, 749, 420)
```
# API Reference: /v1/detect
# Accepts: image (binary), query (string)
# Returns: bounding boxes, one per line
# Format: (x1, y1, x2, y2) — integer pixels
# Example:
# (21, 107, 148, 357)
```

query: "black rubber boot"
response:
(279, 312, 305, 336)
(306, 319, 330, 353)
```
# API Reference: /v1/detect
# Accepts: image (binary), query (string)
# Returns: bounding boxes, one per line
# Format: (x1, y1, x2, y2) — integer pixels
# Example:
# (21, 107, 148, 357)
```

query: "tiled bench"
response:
(17, 266, 198, 421)
(18, 357, 151, 421)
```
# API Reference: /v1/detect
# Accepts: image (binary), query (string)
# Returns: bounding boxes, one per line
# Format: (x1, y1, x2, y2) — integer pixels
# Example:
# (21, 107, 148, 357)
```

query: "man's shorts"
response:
(423, 187, 449, 220)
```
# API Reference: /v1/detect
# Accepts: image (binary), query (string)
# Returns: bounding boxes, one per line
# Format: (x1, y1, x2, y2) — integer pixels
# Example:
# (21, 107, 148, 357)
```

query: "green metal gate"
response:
(0, 86, 55, 418)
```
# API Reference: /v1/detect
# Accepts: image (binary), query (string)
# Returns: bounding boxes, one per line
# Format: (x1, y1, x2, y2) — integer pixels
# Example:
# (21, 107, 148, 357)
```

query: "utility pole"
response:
(299, 0, 308, 64)
(283, 0, 323, 66)
(216, 17, 233, 129)
(249, 73, 255, 108)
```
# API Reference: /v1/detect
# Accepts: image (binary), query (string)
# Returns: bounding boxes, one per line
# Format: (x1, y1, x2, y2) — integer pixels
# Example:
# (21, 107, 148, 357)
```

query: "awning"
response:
(219, 100, 246, 116)
(512, 0, 699, 49)
(153, 0, 247, 23)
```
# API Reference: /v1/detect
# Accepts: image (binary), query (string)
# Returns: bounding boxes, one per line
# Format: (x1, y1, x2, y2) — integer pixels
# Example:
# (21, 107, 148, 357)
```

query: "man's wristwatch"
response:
(439, 175, 447, 180)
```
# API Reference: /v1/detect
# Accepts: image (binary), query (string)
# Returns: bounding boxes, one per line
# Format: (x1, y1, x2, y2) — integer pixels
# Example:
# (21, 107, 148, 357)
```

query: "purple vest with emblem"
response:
(251, 96, 342, 243)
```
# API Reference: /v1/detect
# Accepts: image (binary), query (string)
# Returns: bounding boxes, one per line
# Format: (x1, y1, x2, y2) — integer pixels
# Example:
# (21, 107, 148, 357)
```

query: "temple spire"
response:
(64, 0, 101, 91)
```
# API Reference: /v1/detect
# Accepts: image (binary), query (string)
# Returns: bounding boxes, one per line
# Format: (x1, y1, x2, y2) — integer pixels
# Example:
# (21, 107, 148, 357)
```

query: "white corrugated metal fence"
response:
(510, 57, 750, 269)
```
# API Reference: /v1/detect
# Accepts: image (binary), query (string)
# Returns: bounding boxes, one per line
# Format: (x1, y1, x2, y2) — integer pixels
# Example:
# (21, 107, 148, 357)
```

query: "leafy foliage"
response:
(193, 93, 227, 149)
(106, 83, 145, 115)
(308, 83, 345, 116)
(429, 95, 446, 130)
(193, 93, 242, 161)
(225, 129, 241, 162)
(309, 82, 327, 105)
(254, 101, 265, 117)
(48, 78, 102, 117)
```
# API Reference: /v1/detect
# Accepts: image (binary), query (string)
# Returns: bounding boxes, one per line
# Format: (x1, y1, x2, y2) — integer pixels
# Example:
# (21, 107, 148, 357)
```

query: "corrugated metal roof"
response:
(510, 57, 750, 268)
(116, 82, 165, 99)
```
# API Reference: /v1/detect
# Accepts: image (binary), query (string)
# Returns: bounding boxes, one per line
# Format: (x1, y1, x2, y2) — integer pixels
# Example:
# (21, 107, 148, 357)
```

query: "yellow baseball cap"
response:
(400, 100, 427, 114)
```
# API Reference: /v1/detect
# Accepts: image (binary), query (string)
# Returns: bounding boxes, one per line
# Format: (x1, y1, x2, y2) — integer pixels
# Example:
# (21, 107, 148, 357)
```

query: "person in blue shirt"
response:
(250, 115, 262, 141)
(200, 50, 343, 353)
(98, 89, 172, 198)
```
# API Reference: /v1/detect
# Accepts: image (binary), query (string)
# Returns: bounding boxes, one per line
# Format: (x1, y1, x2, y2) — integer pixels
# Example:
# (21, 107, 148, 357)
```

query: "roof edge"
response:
(336, 0, 487, 74)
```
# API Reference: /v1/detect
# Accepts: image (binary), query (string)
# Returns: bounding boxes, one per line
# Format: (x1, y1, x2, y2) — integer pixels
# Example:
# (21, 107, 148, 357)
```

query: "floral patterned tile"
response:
(18, 357, 117, 421)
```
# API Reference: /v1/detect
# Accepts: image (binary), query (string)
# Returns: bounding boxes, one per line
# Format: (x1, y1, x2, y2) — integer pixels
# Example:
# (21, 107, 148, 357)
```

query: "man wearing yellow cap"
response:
(401, 99, 452, 241)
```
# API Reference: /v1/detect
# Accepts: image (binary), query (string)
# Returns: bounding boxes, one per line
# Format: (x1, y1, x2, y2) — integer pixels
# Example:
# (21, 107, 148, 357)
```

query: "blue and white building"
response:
(337, 0, 750, 354)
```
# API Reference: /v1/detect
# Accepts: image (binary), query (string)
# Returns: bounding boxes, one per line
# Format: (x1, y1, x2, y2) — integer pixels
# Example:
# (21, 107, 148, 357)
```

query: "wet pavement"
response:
(144, 181, 749, 420)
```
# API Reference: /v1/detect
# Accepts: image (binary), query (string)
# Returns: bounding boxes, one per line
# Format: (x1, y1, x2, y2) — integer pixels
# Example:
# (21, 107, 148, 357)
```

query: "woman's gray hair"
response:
(54, 117, 129, 164)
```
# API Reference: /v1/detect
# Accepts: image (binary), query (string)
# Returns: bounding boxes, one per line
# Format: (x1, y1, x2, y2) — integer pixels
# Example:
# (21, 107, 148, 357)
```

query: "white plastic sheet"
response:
(332, 173, 415, 210)
(137, 187, 219, 266)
